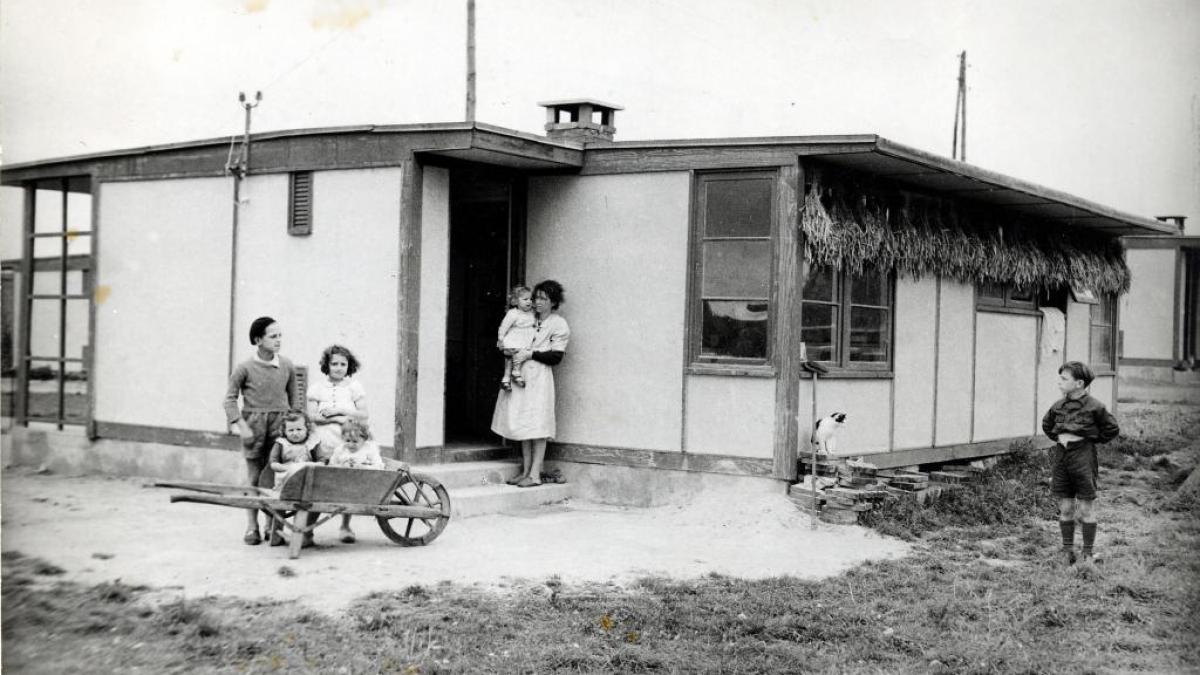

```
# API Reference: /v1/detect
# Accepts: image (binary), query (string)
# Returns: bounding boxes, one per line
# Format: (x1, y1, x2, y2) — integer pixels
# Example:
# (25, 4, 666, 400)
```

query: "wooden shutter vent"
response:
(288, 171, 313, 236)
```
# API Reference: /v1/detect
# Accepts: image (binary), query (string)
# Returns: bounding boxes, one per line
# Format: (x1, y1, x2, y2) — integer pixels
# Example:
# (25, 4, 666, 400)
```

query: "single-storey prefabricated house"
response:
(1, 100, 1176, 493)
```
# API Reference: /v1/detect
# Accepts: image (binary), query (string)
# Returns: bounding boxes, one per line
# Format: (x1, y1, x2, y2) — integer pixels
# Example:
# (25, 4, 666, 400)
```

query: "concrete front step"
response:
(448, 482, 575, 518)
(412, 459, 522, 490)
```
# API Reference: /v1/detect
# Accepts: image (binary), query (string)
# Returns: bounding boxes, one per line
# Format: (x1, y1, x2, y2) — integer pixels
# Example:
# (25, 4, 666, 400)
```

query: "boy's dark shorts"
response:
(1051, 442, 1098, 500)
(241, 411, 285, 460)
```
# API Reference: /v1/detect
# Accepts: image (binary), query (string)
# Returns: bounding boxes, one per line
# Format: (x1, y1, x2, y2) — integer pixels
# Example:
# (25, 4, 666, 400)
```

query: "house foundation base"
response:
(2, 425, 789, 509)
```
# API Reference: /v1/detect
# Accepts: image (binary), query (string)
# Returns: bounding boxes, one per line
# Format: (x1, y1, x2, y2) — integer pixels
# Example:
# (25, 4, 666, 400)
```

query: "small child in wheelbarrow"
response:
(324, 420, 387, 544)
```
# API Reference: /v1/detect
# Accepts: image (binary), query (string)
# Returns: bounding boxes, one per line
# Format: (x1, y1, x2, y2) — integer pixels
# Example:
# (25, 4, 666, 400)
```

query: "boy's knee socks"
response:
(1081, 522, 1097, 555)
(1059, 520, 1075, 549)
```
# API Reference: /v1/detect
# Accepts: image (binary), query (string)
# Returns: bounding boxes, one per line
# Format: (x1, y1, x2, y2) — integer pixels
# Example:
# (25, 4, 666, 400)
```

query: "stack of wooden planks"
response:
(791, 458, 984, 524)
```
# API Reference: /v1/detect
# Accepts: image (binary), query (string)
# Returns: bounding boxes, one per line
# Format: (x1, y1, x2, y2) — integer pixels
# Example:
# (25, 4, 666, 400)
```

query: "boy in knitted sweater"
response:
(223, 316, 297, 545)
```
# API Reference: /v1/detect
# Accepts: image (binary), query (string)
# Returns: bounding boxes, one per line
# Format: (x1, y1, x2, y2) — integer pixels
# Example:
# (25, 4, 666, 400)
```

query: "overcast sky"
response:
(2, 0, 1197, 254)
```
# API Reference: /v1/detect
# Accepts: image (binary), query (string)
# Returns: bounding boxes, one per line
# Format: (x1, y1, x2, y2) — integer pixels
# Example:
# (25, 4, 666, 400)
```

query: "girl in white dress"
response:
(307, 344, 369, 543)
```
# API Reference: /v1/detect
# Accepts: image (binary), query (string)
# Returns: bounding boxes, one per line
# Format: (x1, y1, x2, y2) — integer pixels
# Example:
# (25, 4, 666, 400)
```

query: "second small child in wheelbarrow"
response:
(268, 418, 388, 548)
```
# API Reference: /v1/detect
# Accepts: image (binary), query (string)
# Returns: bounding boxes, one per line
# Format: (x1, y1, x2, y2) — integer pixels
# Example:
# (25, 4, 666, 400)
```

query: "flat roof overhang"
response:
(1, 125, 1174, 237)
(591, 134, 1175, 237)
(0, 123, 584, 188)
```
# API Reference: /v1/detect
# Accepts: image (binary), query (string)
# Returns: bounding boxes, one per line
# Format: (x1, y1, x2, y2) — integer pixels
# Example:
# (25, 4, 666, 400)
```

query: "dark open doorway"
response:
(444, 167, 525, 444)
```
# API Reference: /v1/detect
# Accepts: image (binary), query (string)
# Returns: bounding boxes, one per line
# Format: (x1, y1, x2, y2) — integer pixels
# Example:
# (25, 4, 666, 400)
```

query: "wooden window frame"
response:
(1089, 293, 1118, 374)
(976, 282, 1038, 315)
(288, 171, 313, 236)
(687, 169, 778, 374)
(801, 265, 895, 376)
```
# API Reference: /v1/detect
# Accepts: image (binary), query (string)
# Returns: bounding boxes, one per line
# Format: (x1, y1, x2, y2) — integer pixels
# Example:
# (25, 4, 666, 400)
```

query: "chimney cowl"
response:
(1155, 215, 1187, 234)
(538, 98, 623, 144)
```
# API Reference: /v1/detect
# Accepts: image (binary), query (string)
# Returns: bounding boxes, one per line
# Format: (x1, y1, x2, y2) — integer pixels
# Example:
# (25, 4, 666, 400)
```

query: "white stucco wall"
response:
(687, 374, 774, 457)
(973, 312, 1038, 441)
(934, 280, 974, 446)
(526, 172, 689, 452)
(891, 275, 938, 449)
(416, 166, 449, 448)
(236, 168, 401, 444)
(1121, 248, 1177, 360)
(94, 177, 233, 431)
(798, 377, 891, 456)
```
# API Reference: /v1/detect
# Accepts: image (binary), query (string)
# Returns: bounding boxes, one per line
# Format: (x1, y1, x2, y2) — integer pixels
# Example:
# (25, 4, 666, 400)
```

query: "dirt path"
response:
(0, 470, 907, 613)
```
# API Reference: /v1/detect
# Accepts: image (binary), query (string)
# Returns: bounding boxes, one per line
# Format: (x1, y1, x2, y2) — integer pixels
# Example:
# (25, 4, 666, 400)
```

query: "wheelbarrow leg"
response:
(289, 509, 309, 559)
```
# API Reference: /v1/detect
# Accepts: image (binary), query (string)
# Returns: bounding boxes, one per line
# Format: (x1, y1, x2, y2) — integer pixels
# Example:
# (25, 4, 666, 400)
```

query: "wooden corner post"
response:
(396, 156, 424, 463)
(772, 161, 803, 480)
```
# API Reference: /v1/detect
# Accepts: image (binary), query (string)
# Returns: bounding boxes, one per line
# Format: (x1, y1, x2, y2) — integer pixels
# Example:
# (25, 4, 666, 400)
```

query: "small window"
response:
(1089, 294, 1117, 371)
(288, 171, 313, 236)
(801, 264, 893, 371)
(691, 172, 775, 365)
(977, 283, 1036, 311)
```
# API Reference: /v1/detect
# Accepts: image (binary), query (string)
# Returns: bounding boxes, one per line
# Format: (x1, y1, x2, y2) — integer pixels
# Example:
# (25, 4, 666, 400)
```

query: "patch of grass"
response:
(861, 447, 1057, 540)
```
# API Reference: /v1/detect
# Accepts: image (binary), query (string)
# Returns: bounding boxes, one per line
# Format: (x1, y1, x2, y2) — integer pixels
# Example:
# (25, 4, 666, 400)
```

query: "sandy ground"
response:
(0, 469, 908, 613)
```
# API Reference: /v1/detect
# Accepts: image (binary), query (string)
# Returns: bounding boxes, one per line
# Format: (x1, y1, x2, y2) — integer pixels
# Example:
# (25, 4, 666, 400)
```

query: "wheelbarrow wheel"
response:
(377, 472, 451, 546)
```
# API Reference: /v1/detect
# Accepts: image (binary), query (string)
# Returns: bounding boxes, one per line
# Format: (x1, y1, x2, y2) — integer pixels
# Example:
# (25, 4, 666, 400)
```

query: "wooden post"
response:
(16, 184, 35, 425)
(395, 157, 423, 463)
(288, 510, 307, 559)
(772, 162, 803, 480)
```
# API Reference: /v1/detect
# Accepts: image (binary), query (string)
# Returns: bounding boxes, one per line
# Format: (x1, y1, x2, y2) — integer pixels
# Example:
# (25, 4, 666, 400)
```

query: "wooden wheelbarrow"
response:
(154, 459, 451, 559)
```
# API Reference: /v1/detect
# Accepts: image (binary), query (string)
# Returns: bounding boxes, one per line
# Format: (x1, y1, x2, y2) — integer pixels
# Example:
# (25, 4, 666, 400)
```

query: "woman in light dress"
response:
(491, 280, 570, 487)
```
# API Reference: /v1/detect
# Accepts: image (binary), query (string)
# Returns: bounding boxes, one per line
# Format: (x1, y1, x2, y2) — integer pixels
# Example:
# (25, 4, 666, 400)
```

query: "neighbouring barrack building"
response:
(1119, 220, 1199, 383)
(0, 100, 1175, 491)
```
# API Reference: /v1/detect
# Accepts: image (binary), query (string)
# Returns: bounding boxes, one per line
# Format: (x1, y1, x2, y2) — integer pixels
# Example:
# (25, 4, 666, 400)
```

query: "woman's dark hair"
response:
(320, 344, 361, 376)
(533, 280, 565, 310)
(249, 316, 276, 345)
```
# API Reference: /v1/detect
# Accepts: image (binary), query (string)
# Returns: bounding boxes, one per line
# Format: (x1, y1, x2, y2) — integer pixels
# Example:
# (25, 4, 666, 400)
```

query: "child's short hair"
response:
(282, 409, 309, 427)
(341, 419, 371, 441)
(508, 285, 532, 308)
(1058, 361, 1095, 387)
(319, 344, 361, 376)
(249, 316, 276, 345)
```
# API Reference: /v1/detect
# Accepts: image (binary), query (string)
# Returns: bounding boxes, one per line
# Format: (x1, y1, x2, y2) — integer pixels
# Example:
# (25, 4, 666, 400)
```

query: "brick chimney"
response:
(539, 99, 622, 144)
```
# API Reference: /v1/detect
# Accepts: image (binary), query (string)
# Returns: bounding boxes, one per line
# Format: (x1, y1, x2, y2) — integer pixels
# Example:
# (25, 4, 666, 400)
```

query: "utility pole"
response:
(226, 91, 262, 376)
(952, 51, 967, 161)
(466, 0, 476, 122)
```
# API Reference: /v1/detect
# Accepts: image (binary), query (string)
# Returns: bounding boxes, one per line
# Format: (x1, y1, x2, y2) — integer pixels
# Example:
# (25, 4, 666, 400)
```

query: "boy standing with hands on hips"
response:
(1042, 361, 1120, 565)
(223, 316, 298, 545)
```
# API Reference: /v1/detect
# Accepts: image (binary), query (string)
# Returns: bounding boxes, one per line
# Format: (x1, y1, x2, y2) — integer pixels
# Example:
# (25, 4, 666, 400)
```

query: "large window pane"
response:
(704, 178, 772, 237)
(701, 240, 770, 298)
(29, 301, 61, 359)
(802, 265, 836, 302)
(978, 282, 1005, 301)
(701, 300, 768, 359)
(849, 307, 888, 362)
(801, 303, 837, 362)
(850, 267, 887, 305)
